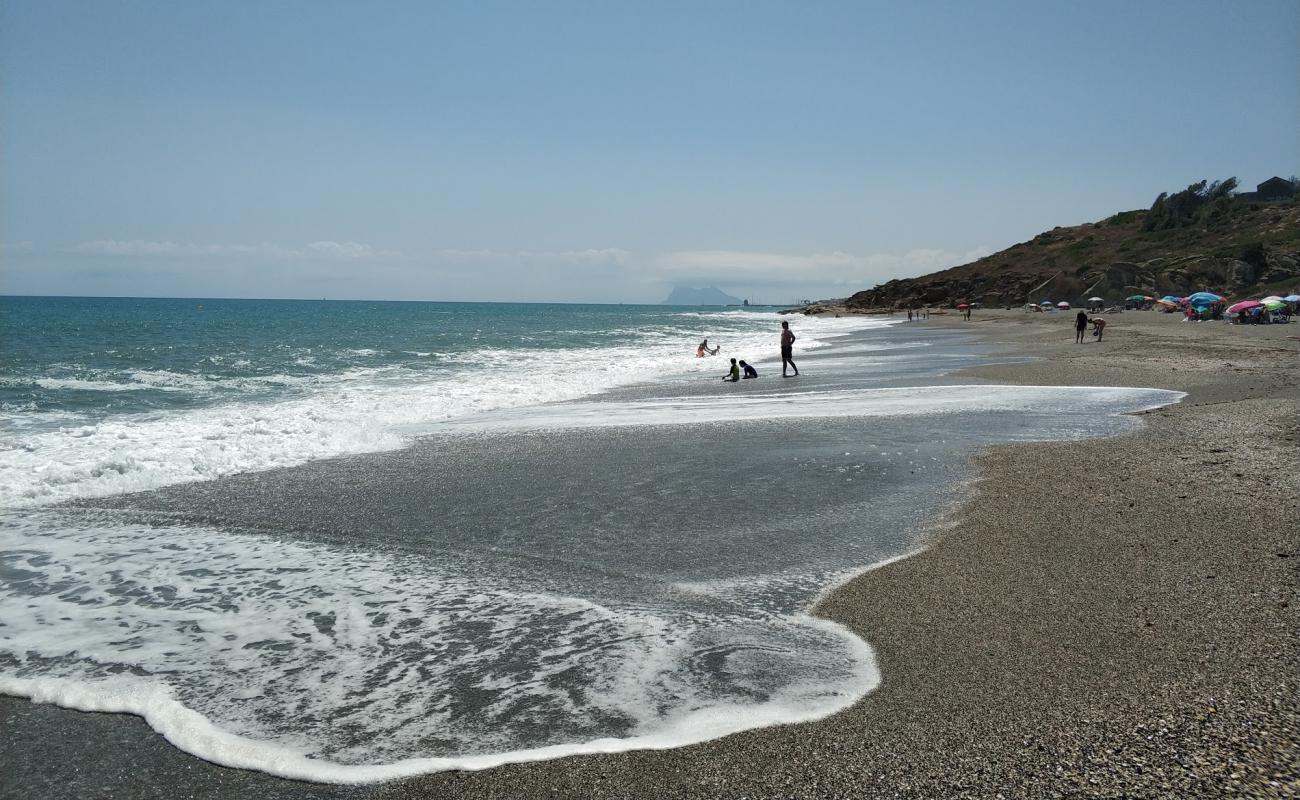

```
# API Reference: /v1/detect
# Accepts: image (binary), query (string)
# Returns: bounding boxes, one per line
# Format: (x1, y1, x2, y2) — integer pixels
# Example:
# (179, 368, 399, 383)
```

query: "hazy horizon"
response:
(2, 1, 1297, 304)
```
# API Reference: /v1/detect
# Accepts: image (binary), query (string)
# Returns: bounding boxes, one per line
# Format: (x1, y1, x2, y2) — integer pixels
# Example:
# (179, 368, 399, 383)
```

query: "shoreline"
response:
(4, 310, 1296, 798)
(378, 309, 1298, 798)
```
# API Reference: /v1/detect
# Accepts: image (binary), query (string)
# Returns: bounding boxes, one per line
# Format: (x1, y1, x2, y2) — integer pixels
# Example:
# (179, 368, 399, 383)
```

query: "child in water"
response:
(696, 338, 720, 357)
(722, 358, 740, 382)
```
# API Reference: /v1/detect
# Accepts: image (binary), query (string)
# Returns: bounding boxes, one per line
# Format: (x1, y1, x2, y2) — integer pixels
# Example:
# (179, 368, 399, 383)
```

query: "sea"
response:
(0, 296, 1182, 786)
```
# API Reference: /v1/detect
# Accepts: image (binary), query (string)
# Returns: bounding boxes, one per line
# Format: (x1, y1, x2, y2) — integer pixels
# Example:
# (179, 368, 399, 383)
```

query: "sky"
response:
(2, 0, 1297, 304)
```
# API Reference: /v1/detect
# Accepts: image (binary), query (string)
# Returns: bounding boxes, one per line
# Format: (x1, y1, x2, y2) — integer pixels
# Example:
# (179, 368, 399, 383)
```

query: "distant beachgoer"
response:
(908, 309, 913, 321)
(780, 321, 799, 377)
(1091, 317, 1107, 340)
(696, 338, 719, 357)
(1075, 311, 1088, 343)
(740, 360, 758, 379)
(722, 357, 740, 382)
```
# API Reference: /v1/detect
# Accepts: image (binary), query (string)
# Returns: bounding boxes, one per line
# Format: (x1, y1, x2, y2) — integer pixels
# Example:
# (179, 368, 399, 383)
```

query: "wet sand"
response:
(377, 310, 1299, 798)
(5, 310, 1297, 799)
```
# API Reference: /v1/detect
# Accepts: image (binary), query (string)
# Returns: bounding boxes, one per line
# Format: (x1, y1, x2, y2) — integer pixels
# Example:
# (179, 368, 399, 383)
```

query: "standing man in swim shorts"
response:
(780, 320, 799, 377)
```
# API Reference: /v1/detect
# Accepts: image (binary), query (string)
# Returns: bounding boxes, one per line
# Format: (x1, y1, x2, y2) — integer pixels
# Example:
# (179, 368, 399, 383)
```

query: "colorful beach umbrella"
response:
(1226, 299, 1262, 314)
(1284, 294, 1300, 303)
(956, 303, 970, 309)
(1186, 292, 1223, 305)
(1260, 295, 1284, 304)
(1263, 299, 1286, 311)
(1160, 295, 1183, 303)
(1125, 294, 1146, 301)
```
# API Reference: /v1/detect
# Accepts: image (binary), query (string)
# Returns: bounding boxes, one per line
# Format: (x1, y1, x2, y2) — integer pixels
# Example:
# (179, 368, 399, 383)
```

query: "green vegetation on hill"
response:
(847, 178, 1300, 309)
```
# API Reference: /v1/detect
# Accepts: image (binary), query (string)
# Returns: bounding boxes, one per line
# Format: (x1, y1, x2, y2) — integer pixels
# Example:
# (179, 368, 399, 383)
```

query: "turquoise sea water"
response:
(1, 296, 816, 506)
(1, 296, 786, 419)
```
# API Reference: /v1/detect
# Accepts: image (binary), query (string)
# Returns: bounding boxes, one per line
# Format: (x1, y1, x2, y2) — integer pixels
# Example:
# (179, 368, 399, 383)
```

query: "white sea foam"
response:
(434, 384, 1185, 434)
(0, 514, 878, 782)
(0, 314, 888, 508)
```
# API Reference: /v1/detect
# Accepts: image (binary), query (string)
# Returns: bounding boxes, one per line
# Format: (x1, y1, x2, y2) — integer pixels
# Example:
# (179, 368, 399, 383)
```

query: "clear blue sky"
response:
(2, 0, 1296, 303)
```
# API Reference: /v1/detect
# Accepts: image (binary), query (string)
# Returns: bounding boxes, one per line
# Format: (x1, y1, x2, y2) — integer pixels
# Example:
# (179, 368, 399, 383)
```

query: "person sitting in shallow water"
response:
(722, 357, 740, 382)
(696, 338, 720, 357)
(740, 360, 758, 379)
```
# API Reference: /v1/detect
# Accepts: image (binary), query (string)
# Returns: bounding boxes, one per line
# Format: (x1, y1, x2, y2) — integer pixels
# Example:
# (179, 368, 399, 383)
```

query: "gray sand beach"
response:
(4, 310, 1297, 799)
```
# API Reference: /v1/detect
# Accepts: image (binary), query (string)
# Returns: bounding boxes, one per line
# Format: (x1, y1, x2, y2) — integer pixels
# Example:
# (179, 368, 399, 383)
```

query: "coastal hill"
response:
(661, 285, 743, 306)
(846, 177, 1300, 309)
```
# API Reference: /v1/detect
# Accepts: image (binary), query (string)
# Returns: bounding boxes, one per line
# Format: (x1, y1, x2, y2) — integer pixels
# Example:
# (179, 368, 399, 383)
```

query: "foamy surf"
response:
(434, 384, 1186, 434)
(0, 512, 879, 783)
(0, 311, 890, 509)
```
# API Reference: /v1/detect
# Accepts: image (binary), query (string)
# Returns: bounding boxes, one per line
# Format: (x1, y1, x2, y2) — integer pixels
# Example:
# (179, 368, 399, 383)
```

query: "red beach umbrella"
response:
(956, 303, 970, 309)
(1226, 299, 1262, 314)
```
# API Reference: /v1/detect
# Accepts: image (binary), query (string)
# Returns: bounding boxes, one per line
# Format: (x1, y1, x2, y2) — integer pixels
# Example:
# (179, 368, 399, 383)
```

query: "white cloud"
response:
(0, 240, 35, 254)
(45, 238, 993, 302)
(655, 246, 992, 286)
(72, 239, 401, 261)
(433, 248, 630, 265)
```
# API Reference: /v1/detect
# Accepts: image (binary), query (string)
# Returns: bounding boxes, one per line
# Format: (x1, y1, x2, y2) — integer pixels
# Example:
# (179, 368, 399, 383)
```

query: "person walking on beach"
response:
(780, 320, 799, 377)
(1075, 310, 1088, 343)
(740, 360, 758, 379)
(722, 357, 740, 382)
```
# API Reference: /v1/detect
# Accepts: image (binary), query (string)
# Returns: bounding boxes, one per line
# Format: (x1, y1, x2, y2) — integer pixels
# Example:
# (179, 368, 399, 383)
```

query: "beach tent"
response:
(1056, 301, 1070, 309)
(1226, 299, 1262, 314)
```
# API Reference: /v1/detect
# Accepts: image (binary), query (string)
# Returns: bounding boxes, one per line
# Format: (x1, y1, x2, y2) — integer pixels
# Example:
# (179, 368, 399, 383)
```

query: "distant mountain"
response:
(661, 286, 743, 306)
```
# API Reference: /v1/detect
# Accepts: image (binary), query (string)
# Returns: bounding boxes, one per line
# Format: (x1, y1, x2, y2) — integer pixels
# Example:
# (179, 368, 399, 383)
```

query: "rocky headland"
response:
(845, 179, 1300, 310)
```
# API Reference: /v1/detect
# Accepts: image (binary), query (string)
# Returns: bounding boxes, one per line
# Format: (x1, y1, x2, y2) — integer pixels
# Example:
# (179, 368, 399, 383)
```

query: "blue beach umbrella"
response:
(1186, 292, 1222, 305)
(1285, 294, 1300, 303)
(1160, 295, 1183, 303)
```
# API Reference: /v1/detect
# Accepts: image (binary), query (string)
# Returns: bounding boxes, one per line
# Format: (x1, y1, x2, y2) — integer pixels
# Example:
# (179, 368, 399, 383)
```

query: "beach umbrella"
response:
(1160, 295, 1183, 303)
(1186, 292, 1222, 305)
(1125, 294, 1146, 302)
(1226, 299, 1262, 314)
(1056, 301, 1070, 309)
(1088, 296, 1105, 302)
(1284, 294, 1300, 303)
(1039, 299, 1053, 306)
(956, 303, 970, 309)
(1260, 295, 1284, 304)
(1263, 299, 1286, 311)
